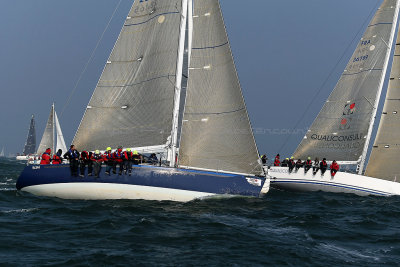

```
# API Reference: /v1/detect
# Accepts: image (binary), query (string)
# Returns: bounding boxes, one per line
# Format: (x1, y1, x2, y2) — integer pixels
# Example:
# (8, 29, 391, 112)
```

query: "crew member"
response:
(273, 156, 281, 166)
(330, 160, 340, 177)
(113, 146, 124, 175)
(312, 157, 320, 175)
(261, 154, 267, 165)
(103, 147, 114, 175)
(320, 158, 328, 175)
(92, 150, 103, 178)
(52, 149, 63, 165)
(123, 148, 133, 175)
(288, 157, 295, 173)
(281, 158, 289, 167)
(64, 145, 80, 177)
(304, 157, 312, 173)
(295, 159, 303, 171)
(133, 150, 141, 165)
(40, 148, 52, 165)
(79, 150, 89, 177)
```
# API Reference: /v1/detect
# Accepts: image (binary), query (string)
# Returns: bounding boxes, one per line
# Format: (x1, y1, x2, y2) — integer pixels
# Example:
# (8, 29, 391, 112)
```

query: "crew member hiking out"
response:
(304, 157, 312, 173)
(92, 150, 103, 178)
(40, 148, 52, 165)
(320, 158, 328, 175)
(64, 145, 79, 177)
(261, 154, 267, 165)
(312, 157, 320, 175)
(123, 148, 133, 175)
(113, 146, 124, 175)
(330, 160, 340, 178)
(52, 149, 63, 165)
(79, 150, 90, 177)
(103, 147, 114, 175)
(288, 157, 295, 173)
(295, 159, 303, 171)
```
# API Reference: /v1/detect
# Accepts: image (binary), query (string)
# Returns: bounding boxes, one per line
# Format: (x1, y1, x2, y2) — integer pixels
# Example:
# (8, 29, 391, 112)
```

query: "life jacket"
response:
(114, 150, 124, 162)
(92, 153, 103, 162)
(321, 161, 327, 168)
(68, 149, 79, 159)
(273, 159, 280, 166)
(124, 151, 133, 160)
(52, 154, 62, 164)
(305, 160, 312, 166)
(331, 163, 339, 171)
(103, 151, 113, 161)
(40, 152, 51, 165)
(80, 151, 89, 161)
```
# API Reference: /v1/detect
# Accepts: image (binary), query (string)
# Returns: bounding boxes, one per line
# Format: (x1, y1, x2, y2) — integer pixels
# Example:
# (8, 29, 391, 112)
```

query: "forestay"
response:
(178, 0, 262, 175)
(23, 115, 36, 155)
(294, 0, 399, 162)
(37, 105, 54, 155)
(366, 20, 400, 181)
(73, 0, 183, 151)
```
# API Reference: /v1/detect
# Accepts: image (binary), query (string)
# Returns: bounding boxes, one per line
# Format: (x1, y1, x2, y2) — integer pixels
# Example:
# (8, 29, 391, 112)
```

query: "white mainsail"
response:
(0, 147, 4, 157)
(293, 0, 399, 168)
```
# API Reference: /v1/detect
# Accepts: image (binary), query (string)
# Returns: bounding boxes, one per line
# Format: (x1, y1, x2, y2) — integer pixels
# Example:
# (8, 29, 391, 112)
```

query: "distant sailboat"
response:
(268, 0, 400, 196)
(36, 103, 67, 156)
(16, 115, 36, 161)
(0, 147, 5, 158)
(16, 0, 269, 202)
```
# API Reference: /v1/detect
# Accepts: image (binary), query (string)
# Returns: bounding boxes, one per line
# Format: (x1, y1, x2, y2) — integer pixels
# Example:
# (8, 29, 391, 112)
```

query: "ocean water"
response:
(1, 158, 399, 266)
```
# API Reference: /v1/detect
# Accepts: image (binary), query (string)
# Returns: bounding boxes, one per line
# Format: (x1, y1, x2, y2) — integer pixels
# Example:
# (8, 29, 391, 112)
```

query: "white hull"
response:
(21, 183, 218, 202)
(267, 166, 400, 196)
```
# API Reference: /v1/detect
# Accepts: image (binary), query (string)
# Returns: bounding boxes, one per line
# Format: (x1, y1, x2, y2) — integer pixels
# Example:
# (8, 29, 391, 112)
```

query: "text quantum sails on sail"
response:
(268, 0, 400, 196)
(16, 0, 269, 202)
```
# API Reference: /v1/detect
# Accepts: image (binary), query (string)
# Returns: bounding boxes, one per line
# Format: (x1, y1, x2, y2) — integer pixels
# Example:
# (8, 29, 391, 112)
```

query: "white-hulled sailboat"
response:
(268, 0, 400, 196)
(16, 0, 269, 202)
(16, 115, 36, 161)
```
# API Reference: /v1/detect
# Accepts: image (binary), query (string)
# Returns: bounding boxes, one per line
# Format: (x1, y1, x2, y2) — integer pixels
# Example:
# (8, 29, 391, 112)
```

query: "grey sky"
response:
(0, 0, 381, 158)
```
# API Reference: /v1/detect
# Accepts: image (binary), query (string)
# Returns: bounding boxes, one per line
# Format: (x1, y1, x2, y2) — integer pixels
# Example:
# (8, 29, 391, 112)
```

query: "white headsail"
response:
(54, 111, 67, 154)
(178, 0, 262, 176)
(37, 104, 55, 155)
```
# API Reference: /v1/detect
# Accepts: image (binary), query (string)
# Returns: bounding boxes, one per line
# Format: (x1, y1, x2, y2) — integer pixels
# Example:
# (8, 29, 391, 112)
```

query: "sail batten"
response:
(178, 0, 262, 176)
(73, 0, 184, 151)
(294, 0, 399, 163)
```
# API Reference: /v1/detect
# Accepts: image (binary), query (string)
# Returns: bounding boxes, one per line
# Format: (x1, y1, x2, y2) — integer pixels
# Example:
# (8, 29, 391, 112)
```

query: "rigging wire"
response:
(277, 0, 382, 155)
(60, 0, 123, 118)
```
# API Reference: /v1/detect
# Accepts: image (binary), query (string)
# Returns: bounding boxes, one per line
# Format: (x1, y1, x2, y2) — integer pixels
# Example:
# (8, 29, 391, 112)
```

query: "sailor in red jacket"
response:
(113, 146, 124, 175)
(40, 148, 52, 165)
(273, 154, 280, 166)
(103, 147, 114, 175)
(52, 149, 63, 165)
(330, 160, 340, 177)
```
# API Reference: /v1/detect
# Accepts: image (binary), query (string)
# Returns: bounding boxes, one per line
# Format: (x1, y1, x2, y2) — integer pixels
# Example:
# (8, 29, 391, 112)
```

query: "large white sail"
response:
(22, 115, 36, 155)
(294, 0, 399, 163)
(366, 23, 400, 181)
(54, 111, 67, 154)
(37, 105, 55, 155)
(73, 0, 184, 151)
(178, 0, 262, 175)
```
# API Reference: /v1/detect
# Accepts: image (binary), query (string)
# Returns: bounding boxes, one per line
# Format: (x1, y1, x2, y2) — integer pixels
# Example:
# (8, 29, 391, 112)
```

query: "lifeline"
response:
(310, 133, 364, 142)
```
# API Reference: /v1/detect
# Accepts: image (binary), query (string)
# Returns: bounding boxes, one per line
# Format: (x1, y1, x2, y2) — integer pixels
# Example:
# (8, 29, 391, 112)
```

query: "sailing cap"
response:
(127, 148, 131, 152)
(107, 147, 112, 151)
(95, 150, 100, 154)
(308, 157, 311, 160)
(290, 156, 294, 159)
(133, 150, 138, 155)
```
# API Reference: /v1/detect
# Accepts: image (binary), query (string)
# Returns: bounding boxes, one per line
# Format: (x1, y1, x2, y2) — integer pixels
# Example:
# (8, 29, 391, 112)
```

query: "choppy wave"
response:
(1, 158, 399, 266)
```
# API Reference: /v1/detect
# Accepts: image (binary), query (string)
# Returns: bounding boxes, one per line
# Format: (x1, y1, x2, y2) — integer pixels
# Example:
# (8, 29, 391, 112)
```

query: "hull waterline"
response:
(267, 166, 400, 196)
(16, 164, 267, 202)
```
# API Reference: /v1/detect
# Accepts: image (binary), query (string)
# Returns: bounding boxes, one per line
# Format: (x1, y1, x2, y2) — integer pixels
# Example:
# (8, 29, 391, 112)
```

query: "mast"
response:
(170, 0, 188, 167)
(359, 0, 400, 174)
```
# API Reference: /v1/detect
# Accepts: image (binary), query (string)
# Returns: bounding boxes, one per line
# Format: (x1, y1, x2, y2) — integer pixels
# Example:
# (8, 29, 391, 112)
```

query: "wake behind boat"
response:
(16, 0, 270, 201)
(268, 0, 400, 196)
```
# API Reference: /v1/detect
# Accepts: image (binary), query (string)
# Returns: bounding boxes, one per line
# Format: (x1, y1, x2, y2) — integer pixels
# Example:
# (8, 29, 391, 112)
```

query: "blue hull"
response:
(16, 164, 265, 200)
